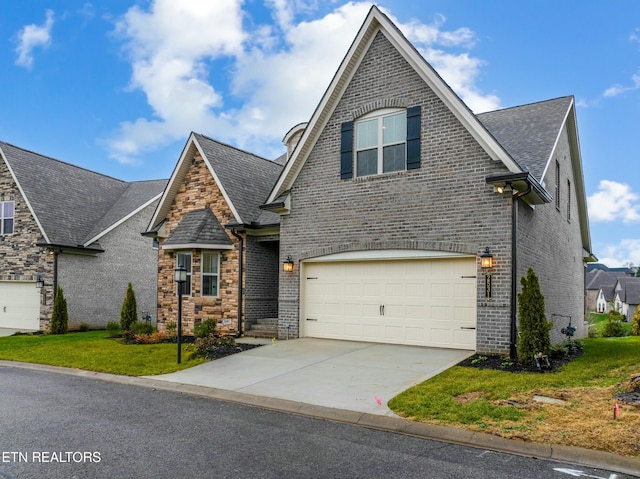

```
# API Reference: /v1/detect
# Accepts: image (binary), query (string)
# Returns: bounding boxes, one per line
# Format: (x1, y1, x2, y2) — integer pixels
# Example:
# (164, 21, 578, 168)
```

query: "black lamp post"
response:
(174, 264, 187, 364)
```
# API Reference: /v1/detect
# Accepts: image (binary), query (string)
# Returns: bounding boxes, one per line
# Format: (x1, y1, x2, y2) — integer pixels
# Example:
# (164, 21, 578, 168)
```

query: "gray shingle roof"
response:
(586, 269, 629, 291)
(616, 277, 640, 304)
(1, 142, 166, 249)
(163, 208, 232, 248)
(194, 133, 283, 225)
(478, 96, 573, 181)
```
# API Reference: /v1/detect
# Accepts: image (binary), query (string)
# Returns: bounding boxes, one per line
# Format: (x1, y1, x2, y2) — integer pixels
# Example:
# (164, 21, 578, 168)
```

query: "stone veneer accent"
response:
(0, 158, 54, 328)
(157, 156, 241, 335)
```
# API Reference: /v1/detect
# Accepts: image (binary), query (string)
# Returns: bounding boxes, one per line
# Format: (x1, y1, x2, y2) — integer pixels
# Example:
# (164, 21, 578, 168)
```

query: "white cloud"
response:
(603, 74, 640, 97)
(596, 239, 640, 268)
(106, 0, 501, 163)
(588, 180, 640, 223)
(14, 9, 55, 69)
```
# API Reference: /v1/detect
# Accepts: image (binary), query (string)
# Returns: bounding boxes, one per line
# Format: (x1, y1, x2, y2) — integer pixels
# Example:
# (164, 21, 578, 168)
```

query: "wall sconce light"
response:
(283, 256, 294, 272)
(480, 247, 494, 270)
(35, 275, 44, 289)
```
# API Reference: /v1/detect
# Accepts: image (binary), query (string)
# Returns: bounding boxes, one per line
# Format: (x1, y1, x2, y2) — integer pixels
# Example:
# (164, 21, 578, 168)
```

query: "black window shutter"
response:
(340, 121, 353, 179)
(406, 106, 421, 170)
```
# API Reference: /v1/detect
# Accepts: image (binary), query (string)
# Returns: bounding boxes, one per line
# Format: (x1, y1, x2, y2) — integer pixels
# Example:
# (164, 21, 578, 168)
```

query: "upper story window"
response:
(340, 105, 421, 180)
(201, 251, 220, 297)
(0, 201, 14, 235)
(356, 109, 407, 177)
(176, 252, 192, 296)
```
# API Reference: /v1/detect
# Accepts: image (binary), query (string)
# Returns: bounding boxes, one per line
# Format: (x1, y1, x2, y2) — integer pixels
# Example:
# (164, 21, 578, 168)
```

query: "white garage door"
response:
(0, 281, 40, 331)
(302, 257, 477, 349)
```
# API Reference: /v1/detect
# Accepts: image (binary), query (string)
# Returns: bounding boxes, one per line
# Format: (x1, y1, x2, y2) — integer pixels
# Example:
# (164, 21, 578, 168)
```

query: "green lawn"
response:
(587, 312, 633, 337)
(389, 336, 640, 456)
(0, 330, 206, 376)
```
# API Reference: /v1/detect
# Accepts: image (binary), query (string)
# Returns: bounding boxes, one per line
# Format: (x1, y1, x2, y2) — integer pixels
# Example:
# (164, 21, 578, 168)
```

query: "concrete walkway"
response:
(146, 338, 473, 416)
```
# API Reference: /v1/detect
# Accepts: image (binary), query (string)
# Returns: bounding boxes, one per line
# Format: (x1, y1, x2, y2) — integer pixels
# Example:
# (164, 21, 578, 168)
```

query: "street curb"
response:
(2, 360, 639, 476)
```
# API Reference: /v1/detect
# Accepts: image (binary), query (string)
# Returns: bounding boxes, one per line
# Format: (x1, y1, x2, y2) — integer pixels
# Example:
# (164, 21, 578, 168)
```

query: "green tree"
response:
(604, 309, 625, 337)
(50, 285, 69, 335)
(517, 268, 552, 363)
(120, 282, 138, 332)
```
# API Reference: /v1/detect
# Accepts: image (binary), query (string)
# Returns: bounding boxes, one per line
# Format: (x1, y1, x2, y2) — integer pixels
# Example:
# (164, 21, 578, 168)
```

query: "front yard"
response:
(1, 330, 639, 457)
(0, 330, 206, 375)
(389, 336, 640, 457)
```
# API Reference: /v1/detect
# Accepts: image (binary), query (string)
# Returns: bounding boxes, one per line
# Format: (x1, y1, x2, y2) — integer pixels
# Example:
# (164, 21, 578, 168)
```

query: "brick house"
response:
(144, 133, 283, 335)
(262, 6, 595, 356)
(0, 142, 166, 331)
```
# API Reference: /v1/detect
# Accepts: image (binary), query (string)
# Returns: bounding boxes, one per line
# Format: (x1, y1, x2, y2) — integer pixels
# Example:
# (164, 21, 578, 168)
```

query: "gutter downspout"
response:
(510, 184, 531, 361)
(229, 228, 244, 337)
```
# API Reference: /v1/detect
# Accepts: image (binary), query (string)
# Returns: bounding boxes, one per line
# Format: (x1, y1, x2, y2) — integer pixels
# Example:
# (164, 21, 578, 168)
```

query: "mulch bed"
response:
(458, 349, 584, 373)
(202, 342, 261, 361)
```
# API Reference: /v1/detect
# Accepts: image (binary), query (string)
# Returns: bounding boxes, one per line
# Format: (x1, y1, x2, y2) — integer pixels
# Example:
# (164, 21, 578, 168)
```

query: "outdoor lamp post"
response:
(174, 264, 187, 364)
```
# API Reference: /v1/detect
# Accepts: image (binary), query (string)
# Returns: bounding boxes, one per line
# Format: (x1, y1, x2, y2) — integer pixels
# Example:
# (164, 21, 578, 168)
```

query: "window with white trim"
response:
(201, 251, 220, 297)
(0, 200, 14, 235)
(355, 109, 407, 177)
(176, 252, 192, 296)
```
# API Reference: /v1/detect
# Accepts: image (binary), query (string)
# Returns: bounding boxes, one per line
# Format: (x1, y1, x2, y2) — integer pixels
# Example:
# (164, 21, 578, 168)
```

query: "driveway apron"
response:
(146, 338, 473, 416)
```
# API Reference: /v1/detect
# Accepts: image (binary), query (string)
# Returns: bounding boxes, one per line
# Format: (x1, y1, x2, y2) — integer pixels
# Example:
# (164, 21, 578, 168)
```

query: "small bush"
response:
(603, 310, 625, 337)
(188, 333, 236, 360)
(78, 323, 90, 332)
(50, 286, 69, 335)
(165, 321, 177, 335)
(632, 307, 640, 336)
(106, 321, 120, 338)
(134, 331, 171, 344)
(194, 318, 218, 339)
(129, 321, 154, 336)
(120, 282, 138, 332)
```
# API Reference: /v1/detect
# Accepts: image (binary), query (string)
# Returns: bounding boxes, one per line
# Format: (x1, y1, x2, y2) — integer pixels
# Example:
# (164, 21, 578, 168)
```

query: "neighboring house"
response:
(586, 266, 634, 312)
(595, 286, 615, 314)
(262, 7, 594, 356)
(0, 142, 166, 331)
(612, 277, 640, 319)
(144, 133, 283, 335)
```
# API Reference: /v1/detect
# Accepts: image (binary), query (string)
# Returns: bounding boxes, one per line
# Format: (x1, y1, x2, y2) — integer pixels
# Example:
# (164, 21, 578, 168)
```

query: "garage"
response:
(0, 281, 40, 331)
(301, 254, 477, 350)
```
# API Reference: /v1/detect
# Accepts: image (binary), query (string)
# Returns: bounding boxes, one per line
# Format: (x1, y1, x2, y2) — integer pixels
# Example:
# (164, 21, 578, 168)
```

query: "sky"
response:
(1, 1, 639, 268)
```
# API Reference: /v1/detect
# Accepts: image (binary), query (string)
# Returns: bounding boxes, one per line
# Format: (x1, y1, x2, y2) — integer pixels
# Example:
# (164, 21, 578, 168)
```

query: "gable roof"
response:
(267, 5, 523, 204)
(0, 142, 166, 251)
(263, 6, 592, 258)
(163, 208, 233, 250)
(147, 133, 283, 232)
(615, 277, 640, 305)
(587, 269, 629, 291)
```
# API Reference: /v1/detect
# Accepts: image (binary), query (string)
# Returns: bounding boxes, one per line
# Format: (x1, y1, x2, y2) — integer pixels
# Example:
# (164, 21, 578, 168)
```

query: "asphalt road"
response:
(0, 367, 633, 479)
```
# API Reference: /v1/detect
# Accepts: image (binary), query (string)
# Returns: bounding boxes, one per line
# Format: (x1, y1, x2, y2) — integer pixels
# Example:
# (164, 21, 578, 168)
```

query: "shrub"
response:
(188, 334, 236, 360)
(106, 321, 120, 338)
(194, 318, 218, 339)
(50, 286, 69, 335)
(134, 330, 171, 344)
(120, 282, 138, 332)
(603, 310, 625, 337)
(78, 323, 90, 332)
(129, 321, 154, 336)
(517, 268, 552, 364)
(165, 321, 177, 335)
(632, 307, 640, 336)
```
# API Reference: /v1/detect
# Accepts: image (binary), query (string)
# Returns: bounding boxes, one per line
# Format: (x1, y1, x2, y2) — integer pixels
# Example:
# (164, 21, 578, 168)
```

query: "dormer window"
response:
(356, 109, 406, 176)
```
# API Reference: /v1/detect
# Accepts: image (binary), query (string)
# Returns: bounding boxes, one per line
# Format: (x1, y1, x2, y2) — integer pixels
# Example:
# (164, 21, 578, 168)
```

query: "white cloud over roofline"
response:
(105, 0, 503, 164)
(588, 179, 640, 223)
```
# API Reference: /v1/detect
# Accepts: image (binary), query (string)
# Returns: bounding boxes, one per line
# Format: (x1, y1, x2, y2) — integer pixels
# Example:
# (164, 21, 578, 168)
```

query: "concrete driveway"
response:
(147, 338, 473, 416)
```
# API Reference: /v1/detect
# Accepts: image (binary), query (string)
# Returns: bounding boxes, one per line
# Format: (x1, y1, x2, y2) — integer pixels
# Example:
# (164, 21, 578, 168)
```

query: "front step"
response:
(244, 318, 278, 339)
